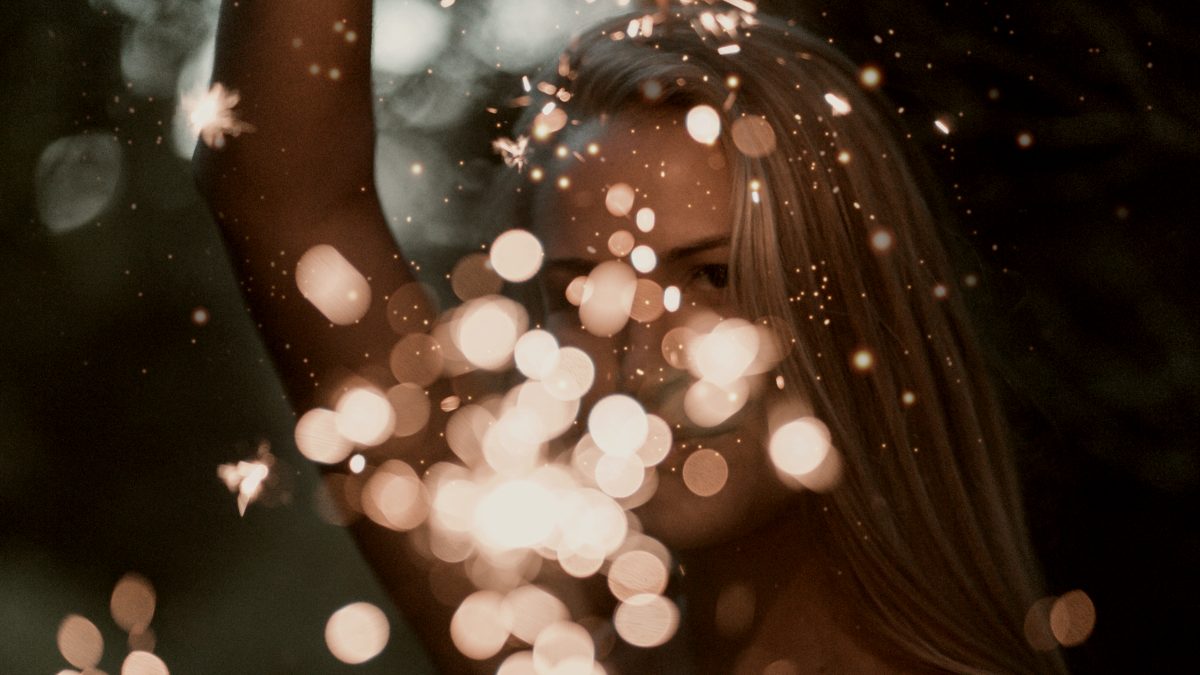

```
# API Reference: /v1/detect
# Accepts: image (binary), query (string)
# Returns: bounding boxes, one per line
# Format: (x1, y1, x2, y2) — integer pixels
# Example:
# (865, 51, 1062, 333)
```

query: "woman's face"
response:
(533, 112, 797, 549)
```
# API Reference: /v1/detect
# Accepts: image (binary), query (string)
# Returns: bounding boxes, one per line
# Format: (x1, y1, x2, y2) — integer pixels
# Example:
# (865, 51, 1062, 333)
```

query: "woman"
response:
(195, 1, 1065, 672)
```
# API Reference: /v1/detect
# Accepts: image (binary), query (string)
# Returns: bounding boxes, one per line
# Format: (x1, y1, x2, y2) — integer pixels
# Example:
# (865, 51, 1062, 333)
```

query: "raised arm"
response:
(191, 2, 491, 671)
(193, 0, 407, 413)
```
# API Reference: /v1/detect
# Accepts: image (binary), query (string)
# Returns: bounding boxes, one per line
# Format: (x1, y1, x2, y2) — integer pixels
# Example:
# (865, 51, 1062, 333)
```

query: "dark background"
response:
(1, 0, 1196, 672)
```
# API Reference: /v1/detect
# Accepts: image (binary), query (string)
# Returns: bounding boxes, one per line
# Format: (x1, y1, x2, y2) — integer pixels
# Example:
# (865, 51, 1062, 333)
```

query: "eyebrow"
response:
(542, 234, 732, 275)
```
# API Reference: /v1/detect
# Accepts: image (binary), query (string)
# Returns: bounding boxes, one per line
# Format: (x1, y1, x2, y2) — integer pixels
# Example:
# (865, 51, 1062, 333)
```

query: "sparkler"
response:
(492, 134, 532, 170)
(182, 82, 255, 149)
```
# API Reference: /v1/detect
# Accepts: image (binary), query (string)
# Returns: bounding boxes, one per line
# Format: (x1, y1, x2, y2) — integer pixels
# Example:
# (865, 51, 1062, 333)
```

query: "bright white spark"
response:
(492, 135, 531, 171)
(184, 82, 254, 149)
(824, 92, 852, 116)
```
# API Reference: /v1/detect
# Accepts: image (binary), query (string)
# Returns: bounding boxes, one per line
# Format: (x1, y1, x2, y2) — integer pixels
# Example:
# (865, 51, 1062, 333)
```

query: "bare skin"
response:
(195, 2, 909, 672)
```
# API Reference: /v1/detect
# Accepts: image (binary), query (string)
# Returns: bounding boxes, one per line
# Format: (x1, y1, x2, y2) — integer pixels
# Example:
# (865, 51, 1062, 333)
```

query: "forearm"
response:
(194, 0, 408, 413)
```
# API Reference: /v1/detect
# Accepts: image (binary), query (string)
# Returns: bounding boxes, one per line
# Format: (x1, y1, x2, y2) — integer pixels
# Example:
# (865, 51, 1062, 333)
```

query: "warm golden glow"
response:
(451, 252, 505, 301)
(824, 92, 852, 116)
(682, 448, 729, 497)
(605, 183, 636, 218)
(295, 244, 372, 325)
(686, 104, 722, 145)
(731, 116, 777, 157)
(607, 230, 636, 258)
(683, 378, 748, 427)
(514, 329, 561, 380)
(362, 460, 429, 531)
(456, 297, 525, 370)
(608, 550, 669, 601)
(386, 383, 432, 437)
(451, 591, 512, 660)
(325, 602, 390, 665)
(111, 572, 156, 633)
(532, 621, 595, 674)
(57, 614, 103, 670)
(579, 261, 637, 337)
(121, 650, 169, 675)
(630, 278, 665, 323)
(295, 408, 355, 465)
(335, 387, 396, 446)
(490, 229, 545, 283)
(769, 418, 831, 477)
(1050, 589, 1096, 647)
(613, 594, 679, 647)
(389, 333, 444, 387)
(630, 245, 657, 274)
(635, 207, 656, 232)
(504, 585, 570, 645)
(595, 453, 646, 498)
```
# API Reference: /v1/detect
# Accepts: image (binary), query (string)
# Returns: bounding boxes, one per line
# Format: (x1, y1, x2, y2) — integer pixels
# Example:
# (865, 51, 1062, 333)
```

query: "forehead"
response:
(533, 111, 734, 261)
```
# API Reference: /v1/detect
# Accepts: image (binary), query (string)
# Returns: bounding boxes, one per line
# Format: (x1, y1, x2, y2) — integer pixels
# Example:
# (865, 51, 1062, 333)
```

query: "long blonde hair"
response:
(488, 6, 1063, 673)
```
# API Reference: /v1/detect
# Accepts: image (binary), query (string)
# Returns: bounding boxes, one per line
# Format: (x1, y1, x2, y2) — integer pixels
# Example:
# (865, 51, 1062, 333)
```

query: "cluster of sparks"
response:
(289, 36, 867, 658)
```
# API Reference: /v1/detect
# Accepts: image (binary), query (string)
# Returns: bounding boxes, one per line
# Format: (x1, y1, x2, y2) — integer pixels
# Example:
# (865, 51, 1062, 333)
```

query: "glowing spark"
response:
(183, 83, 254, 149)
(824, 92, 852, 116)
(717, 44, 741, 55)
(934, 118, 951, 135)
(217, 443, 276, 516)
(860, 65, 882, 88)
(492, 135, 531, 171)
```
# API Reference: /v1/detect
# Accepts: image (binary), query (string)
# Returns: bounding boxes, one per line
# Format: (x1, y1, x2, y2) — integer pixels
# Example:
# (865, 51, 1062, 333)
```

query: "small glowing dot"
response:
(662, 286, 681, 313)
(349, 454, 366, 473)
(934, 118, 951, 135)
(191, 306, 209, 326)
(686, 105, 722, 145)
(932, 284, 948, 299)
(586, 142, 600, 155)
(901, 391, 916, 406)
(607, 230, 635, 258)
(725, 75, 740, 88)
(837, 151, 851, 164)
(605, 183, 636, 217)
(410, 163, 423, 175)
(530, 167, 544, 182)
(555, 145, 569, 158)
(630, 245, 657, 273)
(328, 68, 341, 81)
(871, 230, 893, 252)
(1017, 131, 1034, 148)
(964, 274, 978, 287)
(635, 207, 656, 232)
(860, 66, 882, 88)
(852, 349, 874, 371)
(556, 176, 571, 190)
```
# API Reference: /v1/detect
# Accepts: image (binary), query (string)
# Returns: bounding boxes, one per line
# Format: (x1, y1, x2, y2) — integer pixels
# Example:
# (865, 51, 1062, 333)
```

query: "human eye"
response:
(687, 263, 729, 291)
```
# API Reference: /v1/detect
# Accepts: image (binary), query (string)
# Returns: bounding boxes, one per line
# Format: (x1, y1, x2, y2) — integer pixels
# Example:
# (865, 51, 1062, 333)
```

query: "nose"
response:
(587, 304, 692, 411)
